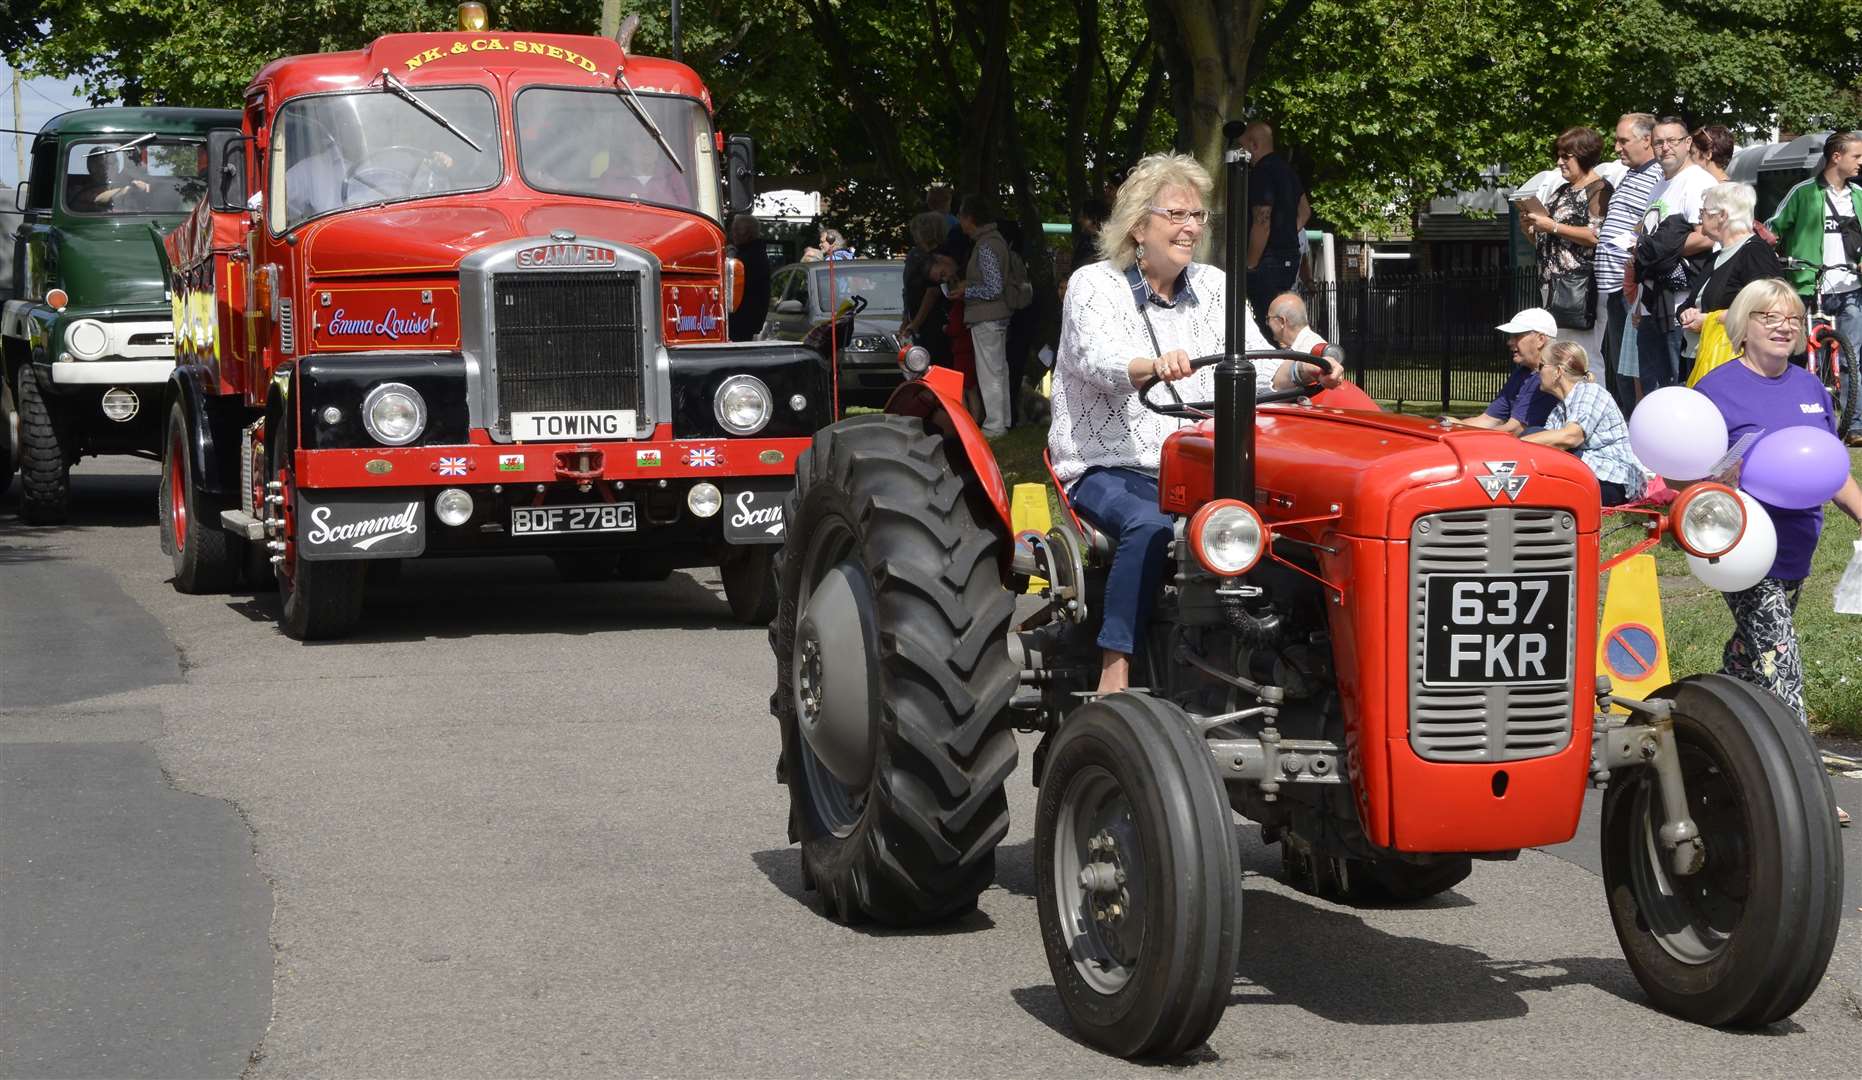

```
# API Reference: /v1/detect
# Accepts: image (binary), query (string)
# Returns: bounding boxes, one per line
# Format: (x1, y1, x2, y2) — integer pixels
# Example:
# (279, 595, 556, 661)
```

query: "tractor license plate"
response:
(1423, 574, 1570, 685)
(511, 503, 637, 536)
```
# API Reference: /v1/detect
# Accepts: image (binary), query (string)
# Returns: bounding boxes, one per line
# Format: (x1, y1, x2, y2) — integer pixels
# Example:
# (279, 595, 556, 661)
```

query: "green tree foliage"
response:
(7, 0, 1858, 243)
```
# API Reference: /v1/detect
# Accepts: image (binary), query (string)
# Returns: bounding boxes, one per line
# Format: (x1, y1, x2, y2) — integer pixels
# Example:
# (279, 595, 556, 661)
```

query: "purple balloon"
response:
(1741, 426, 1852, 510)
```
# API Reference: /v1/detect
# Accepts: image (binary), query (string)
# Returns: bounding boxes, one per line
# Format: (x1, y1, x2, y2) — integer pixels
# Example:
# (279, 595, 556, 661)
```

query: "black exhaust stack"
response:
(1213, 122, 1256, 505)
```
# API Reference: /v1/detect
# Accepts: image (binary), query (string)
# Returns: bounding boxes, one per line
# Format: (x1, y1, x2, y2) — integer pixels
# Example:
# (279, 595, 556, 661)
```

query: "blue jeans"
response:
(1826, 289, 1862, 436)
(1069, 467, 1173, 656)
(1634, 314, 1680, 394)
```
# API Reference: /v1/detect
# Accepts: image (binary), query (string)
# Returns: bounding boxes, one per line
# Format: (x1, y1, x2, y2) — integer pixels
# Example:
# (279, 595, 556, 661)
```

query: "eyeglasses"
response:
(1652, 136, 1689, 149)
(1750, 311, 1795, 330)
(1149, 206, 1210, 225)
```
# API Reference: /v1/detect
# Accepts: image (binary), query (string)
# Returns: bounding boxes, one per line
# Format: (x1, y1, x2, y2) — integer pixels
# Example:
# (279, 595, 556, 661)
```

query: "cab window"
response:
(61, 138, 208, 215)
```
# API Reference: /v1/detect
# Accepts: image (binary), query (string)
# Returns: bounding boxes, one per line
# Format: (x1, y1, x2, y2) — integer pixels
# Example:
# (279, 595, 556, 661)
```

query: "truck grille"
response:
(1407, 508, 1577, 762)
(490, 270, 644, 436)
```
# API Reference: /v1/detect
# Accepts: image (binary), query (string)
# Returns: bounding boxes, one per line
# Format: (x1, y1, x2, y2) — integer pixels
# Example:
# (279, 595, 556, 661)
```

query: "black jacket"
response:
(1678, 236, 1786, 317)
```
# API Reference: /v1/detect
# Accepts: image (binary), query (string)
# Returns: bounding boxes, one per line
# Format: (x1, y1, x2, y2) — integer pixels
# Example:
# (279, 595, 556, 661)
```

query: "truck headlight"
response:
(847, 334, 897, 353)
(434, 488, 474, 526)
(714, 374, 771, 436)
(687, 482, 721, 517)
(1188, 499, 1268, 577)
(1670, 482, 1744, 559)
(65, 319, 109, 360)
(362, 382, 426, 446)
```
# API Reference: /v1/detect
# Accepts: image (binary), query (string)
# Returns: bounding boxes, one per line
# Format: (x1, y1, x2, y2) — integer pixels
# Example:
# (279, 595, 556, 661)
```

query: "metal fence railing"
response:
(1304, 271, 1543, 413)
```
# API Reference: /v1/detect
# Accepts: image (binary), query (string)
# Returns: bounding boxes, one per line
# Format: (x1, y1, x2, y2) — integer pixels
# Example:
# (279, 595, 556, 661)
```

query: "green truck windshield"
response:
(62, 138, 209, 215)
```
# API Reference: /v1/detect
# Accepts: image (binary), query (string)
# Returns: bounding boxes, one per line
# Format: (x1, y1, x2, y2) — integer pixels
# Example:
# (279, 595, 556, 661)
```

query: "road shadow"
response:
(3, 467, 160, 531)
(216, 558, 752, 642)
(749, 847, 997, 937)
(0, 536, 67, 566)
(1007, 984, 1224, 1066)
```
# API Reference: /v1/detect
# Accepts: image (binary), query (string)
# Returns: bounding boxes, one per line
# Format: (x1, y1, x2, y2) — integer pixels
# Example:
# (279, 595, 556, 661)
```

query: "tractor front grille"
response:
(489, 270, 644, 437)
(1407, 507, 1578, 763)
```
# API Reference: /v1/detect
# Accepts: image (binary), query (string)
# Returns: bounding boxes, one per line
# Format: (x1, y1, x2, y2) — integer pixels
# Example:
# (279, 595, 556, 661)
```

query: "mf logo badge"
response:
(1477, 461, 1529, 502)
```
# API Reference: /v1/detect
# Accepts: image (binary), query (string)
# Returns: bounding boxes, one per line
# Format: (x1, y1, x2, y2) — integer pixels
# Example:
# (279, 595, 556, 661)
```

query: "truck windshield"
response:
(62, 138, 208, 215)
(269, 87, 500, 231)
(514, 87, 719, 219)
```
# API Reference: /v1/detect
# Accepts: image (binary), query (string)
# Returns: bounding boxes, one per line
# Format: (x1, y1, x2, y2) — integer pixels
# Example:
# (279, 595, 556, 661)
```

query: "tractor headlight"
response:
(434, 487, 474, 527)
(899, 344, 931, 376)
(1671, 482, 1744, 559)
(1188, 499, 1268, 577)
(362, 382, 426, 446)
(714, 374, 771, 436)
(64, 319, 109, 360)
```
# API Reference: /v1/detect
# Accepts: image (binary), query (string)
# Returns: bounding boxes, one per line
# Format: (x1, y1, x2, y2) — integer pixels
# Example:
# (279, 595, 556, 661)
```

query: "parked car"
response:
(762, 258, 906, 410)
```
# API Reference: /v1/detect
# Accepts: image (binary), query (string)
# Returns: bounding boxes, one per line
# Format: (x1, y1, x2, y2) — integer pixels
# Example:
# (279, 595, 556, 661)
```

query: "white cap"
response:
(1496, 308, 1558, 337)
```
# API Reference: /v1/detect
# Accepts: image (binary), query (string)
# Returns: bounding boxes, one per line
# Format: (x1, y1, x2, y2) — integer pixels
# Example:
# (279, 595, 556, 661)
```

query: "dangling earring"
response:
(1135, 242, 1146, 264)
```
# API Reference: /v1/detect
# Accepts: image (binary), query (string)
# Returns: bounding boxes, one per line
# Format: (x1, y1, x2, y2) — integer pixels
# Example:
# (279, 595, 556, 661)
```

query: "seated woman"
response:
(1522, 341, 1645, 505)
(1047, 151, 1341, 695)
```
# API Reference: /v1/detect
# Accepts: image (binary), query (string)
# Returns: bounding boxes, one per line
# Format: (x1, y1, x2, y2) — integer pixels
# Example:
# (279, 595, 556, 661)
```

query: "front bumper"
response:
(49, 359, 175, 385)
(293, 432, 807, 488)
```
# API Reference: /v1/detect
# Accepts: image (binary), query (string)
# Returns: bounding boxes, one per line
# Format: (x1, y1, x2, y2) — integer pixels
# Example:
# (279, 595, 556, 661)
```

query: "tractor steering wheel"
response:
(1138, 349, 1331, 419)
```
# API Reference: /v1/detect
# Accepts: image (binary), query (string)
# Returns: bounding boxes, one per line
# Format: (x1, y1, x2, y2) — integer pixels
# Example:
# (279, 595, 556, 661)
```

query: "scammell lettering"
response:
(303, 503, 420, 550)
(516, 243, 618, 269)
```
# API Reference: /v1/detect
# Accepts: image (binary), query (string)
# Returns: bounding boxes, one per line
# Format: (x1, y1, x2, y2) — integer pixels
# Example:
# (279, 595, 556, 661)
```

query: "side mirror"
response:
(13, 183, 27, 213)
(774, 298, 803, 315)
(725, 134, 755, 215)
(206, 129, 248, 213)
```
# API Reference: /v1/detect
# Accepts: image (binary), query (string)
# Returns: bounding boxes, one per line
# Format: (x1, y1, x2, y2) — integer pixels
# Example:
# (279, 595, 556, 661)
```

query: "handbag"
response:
(1686, 310, 1735, 386)
(1545, 266, 1596, 329)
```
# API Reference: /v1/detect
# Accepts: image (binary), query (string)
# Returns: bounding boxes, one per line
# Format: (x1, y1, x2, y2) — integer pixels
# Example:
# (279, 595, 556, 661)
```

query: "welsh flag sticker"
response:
(497, 454, 524, 472)
(636, 449, 663, 467)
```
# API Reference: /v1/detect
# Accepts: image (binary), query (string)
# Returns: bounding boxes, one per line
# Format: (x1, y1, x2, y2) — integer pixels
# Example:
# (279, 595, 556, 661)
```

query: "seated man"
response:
(1264, 291, 1345, 383)
(1448, 307, 1557, 435)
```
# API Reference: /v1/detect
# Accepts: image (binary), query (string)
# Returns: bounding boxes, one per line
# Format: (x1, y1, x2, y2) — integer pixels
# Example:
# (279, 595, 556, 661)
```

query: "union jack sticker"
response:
(684, 446, 721, 468)
(437, 456, 470, 477)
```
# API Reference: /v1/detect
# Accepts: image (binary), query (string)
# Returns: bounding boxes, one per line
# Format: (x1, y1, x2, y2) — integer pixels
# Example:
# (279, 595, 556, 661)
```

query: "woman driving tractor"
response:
(1046, 152, 1342, 695)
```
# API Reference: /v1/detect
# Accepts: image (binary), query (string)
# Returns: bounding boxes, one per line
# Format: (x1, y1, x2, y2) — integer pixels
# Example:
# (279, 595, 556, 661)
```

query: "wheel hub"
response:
(793, 560, 878, 789)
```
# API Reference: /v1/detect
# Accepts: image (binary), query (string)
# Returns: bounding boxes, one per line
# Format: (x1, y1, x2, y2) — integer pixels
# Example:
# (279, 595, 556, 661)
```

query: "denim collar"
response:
(1125, 264, 1199, 310)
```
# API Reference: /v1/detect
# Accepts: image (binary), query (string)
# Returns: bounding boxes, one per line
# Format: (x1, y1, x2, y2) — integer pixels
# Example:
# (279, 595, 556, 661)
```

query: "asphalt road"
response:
(3, 459, 1859, 1079)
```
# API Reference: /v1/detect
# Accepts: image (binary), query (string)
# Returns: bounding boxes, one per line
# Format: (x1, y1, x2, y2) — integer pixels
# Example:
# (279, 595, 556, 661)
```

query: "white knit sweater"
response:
(1047, 260, 1275, 486)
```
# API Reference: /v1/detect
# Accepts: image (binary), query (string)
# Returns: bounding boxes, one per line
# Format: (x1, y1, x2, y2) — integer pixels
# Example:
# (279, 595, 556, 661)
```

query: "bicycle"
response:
(1781, 257, 1858, 438)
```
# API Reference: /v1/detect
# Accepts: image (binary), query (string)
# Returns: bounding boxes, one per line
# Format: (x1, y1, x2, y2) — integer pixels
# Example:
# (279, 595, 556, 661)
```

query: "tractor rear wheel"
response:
(770, 414, 1018, 925)
(1036, 693, 1242, 1059)
(17, 365, 71, 524)
(1601, 674, 1841, 1027)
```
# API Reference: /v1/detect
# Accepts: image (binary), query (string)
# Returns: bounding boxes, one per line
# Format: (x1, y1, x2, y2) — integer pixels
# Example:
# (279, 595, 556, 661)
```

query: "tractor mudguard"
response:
(883, 370, 1013, 536)
(164, 363, 244, 498)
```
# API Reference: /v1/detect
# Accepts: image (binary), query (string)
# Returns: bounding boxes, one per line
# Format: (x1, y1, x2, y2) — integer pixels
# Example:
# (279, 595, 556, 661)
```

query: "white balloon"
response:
(1687, 491, 1777, 592)
(1628, 386, 1729, 482)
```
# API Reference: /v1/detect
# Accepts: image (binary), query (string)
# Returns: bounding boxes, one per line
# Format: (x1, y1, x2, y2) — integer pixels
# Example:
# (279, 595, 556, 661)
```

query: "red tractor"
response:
(767, 148, 1842, 1057)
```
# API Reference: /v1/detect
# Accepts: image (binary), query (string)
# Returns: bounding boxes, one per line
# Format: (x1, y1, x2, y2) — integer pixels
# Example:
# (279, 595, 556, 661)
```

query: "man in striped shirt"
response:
(1594, 112, 1664, 412)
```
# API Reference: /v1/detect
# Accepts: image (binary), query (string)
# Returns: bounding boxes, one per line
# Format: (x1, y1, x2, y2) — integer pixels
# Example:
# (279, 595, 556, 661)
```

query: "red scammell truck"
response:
(157, 10, 828, 639)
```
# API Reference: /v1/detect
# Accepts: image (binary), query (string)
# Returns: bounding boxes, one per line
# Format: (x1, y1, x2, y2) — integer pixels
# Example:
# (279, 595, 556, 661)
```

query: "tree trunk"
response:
(795, 0, 924, 200)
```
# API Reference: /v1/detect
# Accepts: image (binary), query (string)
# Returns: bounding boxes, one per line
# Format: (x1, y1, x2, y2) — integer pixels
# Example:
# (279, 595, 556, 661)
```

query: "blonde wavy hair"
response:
(1725, 278, 1806, 354)
(1097, 152, 1214, 271)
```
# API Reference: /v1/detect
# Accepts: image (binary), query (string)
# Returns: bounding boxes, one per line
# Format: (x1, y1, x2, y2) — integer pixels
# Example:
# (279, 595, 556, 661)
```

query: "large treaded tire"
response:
(160, 403, 239, 594)
(770, 413, 1018, 925)
(1035, 693, 1242, 1059)
(17, 365, 71, 524)
(0, 377, 17, 499)
(271, 428, 366, 641)
(1601, 674, 1842, 1027)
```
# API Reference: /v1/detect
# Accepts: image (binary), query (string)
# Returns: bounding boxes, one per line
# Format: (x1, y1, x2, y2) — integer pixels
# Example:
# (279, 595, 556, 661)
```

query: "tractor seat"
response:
(1043, 450, 1116, 564)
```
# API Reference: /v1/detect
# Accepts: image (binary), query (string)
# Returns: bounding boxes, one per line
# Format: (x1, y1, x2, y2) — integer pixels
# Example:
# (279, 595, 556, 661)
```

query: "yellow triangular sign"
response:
(1010, 483, 1053, 593)
(1597, 554, 1671, 713)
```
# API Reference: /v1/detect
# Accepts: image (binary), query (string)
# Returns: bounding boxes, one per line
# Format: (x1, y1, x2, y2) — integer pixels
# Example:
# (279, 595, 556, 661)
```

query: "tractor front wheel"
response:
(770, 414, 1018, 925)
(1036, 693, 1242, 1059)
(1601, 674, 1842, 1027)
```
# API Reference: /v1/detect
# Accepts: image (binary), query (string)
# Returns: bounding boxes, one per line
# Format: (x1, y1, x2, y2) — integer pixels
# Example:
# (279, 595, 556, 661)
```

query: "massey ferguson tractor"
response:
(157, 6, 828, 638)
(767, 139, 1842, 1057)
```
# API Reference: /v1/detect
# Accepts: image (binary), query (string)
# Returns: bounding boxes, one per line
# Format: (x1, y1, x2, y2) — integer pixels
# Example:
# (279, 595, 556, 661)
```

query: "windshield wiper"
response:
(375, 69, 483, 153)
(612, 70, 686, 175)
(88, 132, 155, 158)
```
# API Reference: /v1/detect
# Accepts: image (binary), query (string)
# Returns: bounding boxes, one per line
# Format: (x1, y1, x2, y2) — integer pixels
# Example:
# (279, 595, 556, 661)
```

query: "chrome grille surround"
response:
(1408, 507, 1578, 763)
(458, 237, 665, 443)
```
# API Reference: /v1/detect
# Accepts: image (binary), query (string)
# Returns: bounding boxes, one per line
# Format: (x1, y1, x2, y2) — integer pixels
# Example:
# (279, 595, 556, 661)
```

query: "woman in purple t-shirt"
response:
(1695, 279, 1862, 736)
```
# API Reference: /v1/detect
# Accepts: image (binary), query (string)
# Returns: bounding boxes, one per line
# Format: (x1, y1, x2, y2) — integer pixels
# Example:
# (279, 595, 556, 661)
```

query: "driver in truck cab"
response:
(1048, 152, 1341, 695)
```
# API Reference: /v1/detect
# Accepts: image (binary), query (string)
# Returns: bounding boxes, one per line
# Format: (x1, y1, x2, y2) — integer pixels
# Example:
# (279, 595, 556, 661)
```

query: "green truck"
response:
(4, 107, 238, 523)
